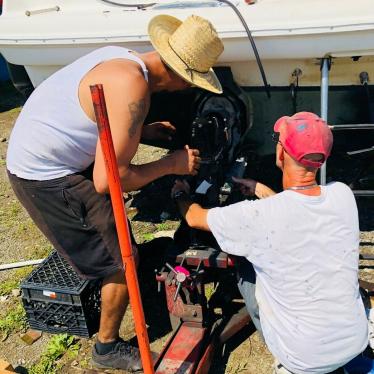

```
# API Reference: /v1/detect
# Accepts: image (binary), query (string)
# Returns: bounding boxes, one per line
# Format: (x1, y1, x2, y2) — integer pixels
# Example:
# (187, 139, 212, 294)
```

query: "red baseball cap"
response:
(274, 112, 333, 168)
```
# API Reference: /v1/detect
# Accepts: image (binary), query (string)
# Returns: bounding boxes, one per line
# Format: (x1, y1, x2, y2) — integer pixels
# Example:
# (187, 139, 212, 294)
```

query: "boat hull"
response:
(1, 0, 374, 87)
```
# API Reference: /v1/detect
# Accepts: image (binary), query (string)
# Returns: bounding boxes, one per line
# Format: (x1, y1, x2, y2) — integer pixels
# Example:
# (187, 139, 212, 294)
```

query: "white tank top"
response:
(7, 46, 148, 180)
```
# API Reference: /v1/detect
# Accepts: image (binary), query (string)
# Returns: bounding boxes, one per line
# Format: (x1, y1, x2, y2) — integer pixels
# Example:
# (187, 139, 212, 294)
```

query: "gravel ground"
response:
(0, 82, 373, 374)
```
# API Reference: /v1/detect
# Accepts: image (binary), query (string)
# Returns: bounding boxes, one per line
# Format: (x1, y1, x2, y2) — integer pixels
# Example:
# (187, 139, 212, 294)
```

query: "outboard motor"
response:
(190, 92, 247, 205)
(173, 67, 252, 251)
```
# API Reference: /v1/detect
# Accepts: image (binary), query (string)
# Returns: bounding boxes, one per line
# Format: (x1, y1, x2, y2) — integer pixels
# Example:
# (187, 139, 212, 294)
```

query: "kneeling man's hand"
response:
(233, 177, 276, 199)
(232, 176, 257, 196)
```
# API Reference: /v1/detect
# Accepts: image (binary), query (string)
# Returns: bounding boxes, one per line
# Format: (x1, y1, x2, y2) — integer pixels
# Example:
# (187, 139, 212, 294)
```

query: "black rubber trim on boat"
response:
(100, 0, 156, 9)
(217, 0, 271, 98)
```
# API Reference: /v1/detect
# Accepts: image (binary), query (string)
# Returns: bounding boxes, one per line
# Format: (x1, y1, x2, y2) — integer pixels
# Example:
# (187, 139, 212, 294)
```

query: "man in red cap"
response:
(171, 112, 368, 374)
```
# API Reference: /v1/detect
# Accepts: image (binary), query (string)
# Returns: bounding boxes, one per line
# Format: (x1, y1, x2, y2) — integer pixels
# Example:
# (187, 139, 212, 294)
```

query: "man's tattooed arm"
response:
(128, 99, 147, 138)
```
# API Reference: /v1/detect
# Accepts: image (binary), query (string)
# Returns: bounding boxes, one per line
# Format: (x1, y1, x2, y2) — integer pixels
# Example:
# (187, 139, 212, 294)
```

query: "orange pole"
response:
(90, 84, 154, 374)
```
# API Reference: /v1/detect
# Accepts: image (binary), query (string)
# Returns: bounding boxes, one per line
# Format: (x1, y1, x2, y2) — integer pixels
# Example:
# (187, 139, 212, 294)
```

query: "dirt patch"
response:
(0, 82, 373, 374)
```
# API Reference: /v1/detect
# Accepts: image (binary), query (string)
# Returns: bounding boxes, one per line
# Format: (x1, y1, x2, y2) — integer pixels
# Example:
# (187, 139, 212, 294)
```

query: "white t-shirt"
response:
(207, 182, 368, 374)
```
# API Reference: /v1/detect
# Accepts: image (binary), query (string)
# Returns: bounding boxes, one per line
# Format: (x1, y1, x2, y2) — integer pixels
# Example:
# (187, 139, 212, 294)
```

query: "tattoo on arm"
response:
(128, 99, 146, 138)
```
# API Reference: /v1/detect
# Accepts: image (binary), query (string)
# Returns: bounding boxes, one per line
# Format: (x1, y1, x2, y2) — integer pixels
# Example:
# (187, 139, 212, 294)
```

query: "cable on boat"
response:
(100, 0, 156, 9)
(216, 0, 271, 98)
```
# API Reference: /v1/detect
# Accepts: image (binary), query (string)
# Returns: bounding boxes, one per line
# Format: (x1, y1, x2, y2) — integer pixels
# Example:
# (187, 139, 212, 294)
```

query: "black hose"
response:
(217, 0, 271, 98)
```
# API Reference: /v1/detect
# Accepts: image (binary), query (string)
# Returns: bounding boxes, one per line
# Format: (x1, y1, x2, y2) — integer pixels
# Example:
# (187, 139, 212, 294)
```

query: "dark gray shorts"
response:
(7, 166, 135, 279)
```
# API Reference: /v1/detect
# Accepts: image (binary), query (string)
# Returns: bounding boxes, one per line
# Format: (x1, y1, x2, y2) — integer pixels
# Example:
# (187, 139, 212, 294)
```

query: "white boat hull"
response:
(1, 0, 374, 87)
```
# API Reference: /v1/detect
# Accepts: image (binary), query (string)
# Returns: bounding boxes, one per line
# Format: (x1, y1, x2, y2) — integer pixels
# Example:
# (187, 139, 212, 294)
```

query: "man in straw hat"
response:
(171, 112, 368, 374)
(6, 14, 224, 371)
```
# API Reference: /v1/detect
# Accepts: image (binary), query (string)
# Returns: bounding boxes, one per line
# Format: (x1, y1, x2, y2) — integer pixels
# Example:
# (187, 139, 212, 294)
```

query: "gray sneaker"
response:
(92, 340, 142, 372)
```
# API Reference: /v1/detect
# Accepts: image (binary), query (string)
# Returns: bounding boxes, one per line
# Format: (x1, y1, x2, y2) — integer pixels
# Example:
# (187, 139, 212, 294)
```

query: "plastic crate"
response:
(21, 251, 101, 337)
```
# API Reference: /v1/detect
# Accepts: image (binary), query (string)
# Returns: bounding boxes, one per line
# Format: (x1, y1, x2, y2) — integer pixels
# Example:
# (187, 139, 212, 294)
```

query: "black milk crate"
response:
(21, 250, 101, 337)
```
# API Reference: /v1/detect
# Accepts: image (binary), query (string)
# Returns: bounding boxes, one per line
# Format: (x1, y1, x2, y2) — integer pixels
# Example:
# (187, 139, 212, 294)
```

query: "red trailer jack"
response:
(154, 245, 252, 374)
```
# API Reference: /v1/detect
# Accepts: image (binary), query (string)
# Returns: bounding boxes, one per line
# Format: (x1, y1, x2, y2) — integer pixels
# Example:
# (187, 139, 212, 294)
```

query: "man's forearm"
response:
(174, 182, 275, 231)
(118, 157, 173, 192)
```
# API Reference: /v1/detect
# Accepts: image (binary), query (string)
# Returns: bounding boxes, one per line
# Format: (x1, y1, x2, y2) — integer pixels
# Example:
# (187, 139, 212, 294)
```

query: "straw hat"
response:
(148, 14, 224, 94)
